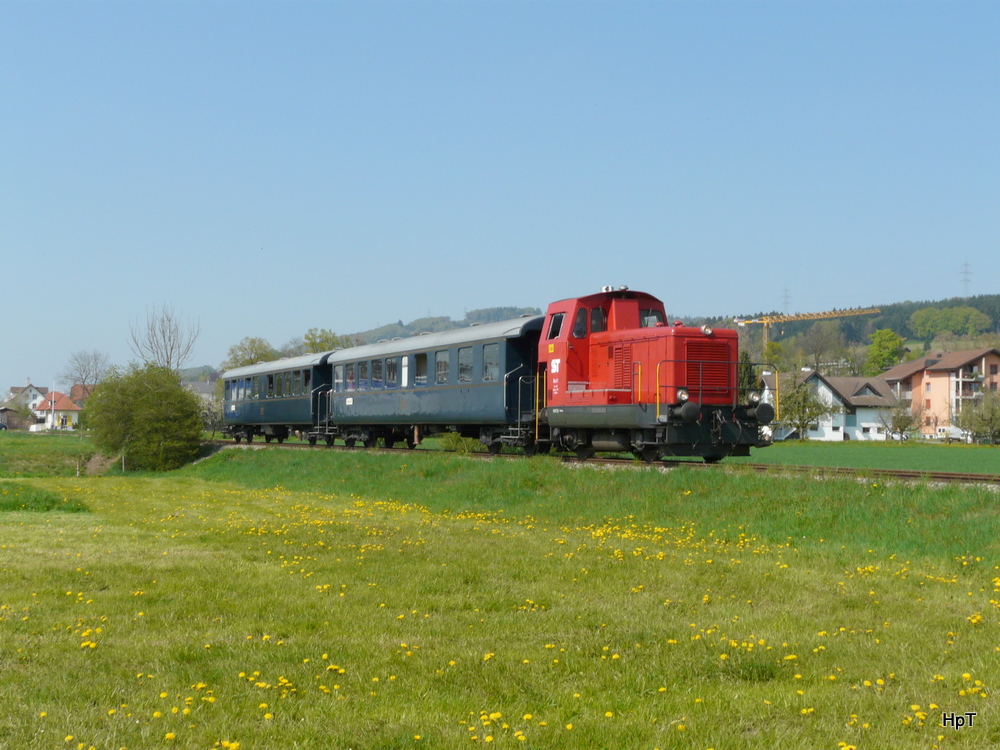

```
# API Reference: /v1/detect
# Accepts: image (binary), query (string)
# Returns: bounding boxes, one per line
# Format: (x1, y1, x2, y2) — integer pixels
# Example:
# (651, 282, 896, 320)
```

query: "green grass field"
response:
(3, 441, 1000, 749)
(731, 440, 1000, 474)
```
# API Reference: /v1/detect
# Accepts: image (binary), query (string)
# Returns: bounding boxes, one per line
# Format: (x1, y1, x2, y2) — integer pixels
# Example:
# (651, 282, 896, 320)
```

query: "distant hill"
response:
(353, 306, 542, 344)
(703, 293, 1000, 346)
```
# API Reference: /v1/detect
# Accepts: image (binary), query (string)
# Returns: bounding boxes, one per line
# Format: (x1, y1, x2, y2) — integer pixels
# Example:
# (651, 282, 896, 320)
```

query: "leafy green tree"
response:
(909, 306, 993, 339)
(957, 390, 1000, 444)
(85, 363, 203, 471)
(780, 379, 837, 440)
(862, 329, 905, 375)
(737, 349, 758, 399)
(303, 328, 354, 353)
(221, 337, 278, 370)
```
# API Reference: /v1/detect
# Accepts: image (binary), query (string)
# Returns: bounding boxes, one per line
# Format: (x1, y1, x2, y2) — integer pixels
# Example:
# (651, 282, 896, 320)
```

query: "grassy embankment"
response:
(2, 437, 1000, 748)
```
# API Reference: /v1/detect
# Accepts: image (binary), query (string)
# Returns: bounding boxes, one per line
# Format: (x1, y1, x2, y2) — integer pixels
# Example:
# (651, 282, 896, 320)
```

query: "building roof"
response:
(8, 384, 49, 396)
(881, 348, 1000, 382)
(811, 374, 897, 409)
(35, 391, 82, 412)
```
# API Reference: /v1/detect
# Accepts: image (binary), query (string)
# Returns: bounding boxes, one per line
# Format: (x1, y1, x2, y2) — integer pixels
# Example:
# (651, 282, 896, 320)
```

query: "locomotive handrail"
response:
(503, 363, 526, 412)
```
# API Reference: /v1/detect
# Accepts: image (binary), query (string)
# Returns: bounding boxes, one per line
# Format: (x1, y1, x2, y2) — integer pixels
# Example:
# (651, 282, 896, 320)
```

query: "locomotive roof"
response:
(221, 316, 544, 379)
(326, 315, 544, 365)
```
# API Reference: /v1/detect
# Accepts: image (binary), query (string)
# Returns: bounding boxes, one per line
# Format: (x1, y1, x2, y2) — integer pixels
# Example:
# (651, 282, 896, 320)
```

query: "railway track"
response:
(209, 439, 1000, 487)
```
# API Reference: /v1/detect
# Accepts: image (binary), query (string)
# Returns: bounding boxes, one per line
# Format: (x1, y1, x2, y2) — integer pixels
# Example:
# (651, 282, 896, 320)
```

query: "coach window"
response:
(346, 363, 356, 392)
(572, 308, 588, 338)
(458, 347, 473, 383)
(358, 362, 369, 390)
(483, 343, 500, 382)
(276, 373, 284, 397)
(333, 365, 344, 393)
(436, 351, 449, 384)
(267, 374, 275, 398)
(284, 372, 292, 397)
(303, 370, 311, 392)
(414, 353, 428, 385)
(293, 370, 302, 396)
(225, 381, 231, 400)
(386, 357, 398, 388)
(547, 312, 565, 339)
(591, 307, 607, 334)
(253, 377, 260, 399)
(372, 359, 383, 388)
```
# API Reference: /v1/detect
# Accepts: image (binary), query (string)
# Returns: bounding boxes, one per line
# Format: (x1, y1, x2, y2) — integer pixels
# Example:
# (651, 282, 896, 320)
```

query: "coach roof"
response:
(326, 315, 544, 366)
(222, 351, 332, 380)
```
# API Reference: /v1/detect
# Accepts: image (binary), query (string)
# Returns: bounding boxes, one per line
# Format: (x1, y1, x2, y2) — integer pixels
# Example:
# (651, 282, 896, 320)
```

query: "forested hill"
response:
(701, 293, 1000, 345)
(353, 306, 542, 344)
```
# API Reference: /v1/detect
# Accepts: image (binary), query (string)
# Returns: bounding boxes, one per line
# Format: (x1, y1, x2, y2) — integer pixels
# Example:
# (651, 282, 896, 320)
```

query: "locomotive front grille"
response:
(685, 340, 731, 396)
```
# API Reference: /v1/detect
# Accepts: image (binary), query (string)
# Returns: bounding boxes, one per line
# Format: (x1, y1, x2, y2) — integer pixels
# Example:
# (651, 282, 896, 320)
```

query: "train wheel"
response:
(523, 443, 538, 457)
(325, 436, 335, 447)
(364, 436, 378, 449)
(277, 436, 285, 444)
(641, 447, 660, 463)
(246, 434, 253, 443)
(488, 441, 503, 455)
(406, 438, 417, 450)
(234, 435, 242, 444)
(574, 447, 594, 461)
(264, 435, 272, 443)
(344, 438, 356, 448)
(382, 438, 395, 449)
(308, 436, 317, 446)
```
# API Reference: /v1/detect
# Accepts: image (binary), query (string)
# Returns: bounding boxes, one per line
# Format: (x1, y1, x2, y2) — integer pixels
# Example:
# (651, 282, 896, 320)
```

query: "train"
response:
(221, 287, 774, 462)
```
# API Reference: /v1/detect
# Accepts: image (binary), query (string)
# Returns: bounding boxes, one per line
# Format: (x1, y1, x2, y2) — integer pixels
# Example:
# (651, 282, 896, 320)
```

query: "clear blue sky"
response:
(3, 1, 998, 390)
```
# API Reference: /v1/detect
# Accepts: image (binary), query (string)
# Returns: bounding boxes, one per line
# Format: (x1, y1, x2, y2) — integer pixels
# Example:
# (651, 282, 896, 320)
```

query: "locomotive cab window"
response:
(640, 309, 665, 327)
(483, 343, 500, 382)
(436, 351, 449, 384)
(572, 308, 588, 338)
(547, 313, 565, 339)
(458, 347, 473, 383)
(591, 307, 607, 334)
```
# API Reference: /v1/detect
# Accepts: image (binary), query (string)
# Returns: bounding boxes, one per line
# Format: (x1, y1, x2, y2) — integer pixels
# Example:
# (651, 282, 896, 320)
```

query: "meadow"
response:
(2, 440, 999, 749)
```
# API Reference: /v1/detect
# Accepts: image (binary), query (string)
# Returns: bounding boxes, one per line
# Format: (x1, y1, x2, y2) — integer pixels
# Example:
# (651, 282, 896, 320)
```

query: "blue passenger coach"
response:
(315, 316, 544, 451)
(222, 351, 335, 443)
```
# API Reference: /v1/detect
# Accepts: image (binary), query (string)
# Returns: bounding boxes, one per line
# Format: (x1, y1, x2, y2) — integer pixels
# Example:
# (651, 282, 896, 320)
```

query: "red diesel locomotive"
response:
(534, 286, 772, 461)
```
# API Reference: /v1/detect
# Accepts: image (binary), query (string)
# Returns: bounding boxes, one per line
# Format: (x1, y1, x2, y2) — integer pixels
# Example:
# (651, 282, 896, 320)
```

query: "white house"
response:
(761, 370, 899, 441)
(32, 391, 83, 431)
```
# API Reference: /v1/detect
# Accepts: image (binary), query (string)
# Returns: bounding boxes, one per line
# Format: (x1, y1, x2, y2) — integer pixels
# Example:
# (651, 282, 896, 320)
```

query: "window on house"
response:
(483, 344, 500, 382)
(435, 351, 449, 384)
(991, 364, 999, 376)
(458, 347, 473, 383)
(926, 382, 931, 392)
(926, 399, 931, 409)
(832, 426, 841, 432)
(992, 382, 998, 392)
(862, 427, 871, 433)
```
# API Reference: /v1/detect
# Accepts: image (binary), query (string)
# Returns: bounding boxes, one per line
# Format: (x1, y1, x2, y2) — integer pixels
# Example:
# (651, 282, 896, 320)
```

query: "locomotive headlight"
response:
(677, 388, 689, 403)
(701, 325, 713, 336)
(748, 391, 761, 404)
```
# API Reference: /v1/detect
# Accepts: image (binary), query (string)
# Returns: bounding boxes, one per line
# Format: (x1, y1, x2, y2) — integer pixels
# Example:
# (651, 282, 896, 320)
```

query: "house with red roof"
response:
(32, 391, 83, 431)
(881, 348, 1000, 438)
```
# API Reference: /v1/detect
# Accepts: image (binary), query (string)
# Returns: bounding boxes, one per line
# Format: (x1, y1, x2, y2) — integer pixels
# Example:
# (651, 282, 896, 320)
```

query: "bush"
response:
(85, 363, 203, 471)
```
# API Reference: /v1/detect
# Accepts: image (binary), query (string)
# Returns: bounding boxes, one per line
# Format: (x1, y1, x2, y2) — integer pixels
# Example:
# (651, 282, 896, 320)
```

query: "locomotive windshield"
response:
(640, 309, 665, 327)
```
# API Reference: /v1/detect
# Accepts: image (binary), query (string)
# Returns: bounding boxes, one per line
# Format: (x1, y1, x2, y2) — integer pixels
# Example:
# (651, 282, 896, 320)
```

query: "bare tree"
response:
(129, 305, 200, 371)
(59, 350, 111, 393)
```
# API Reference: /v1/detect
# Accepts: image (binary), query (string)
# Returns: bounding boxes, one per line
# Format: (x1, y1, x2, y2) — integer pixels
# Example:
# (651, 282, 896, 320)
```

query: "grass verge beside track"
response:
(1, 448, 998, 748)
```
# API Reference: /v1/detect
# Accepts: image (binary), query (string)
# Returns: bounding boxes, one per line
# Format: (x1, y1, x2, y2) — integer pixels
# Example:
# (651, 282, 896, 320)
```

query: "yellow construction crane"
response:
(734, 307, 881, 348)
